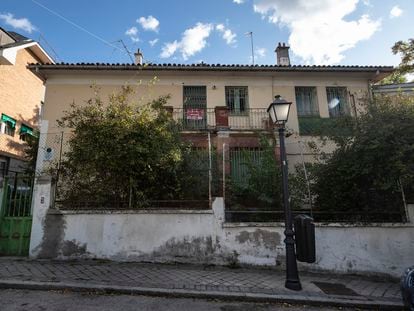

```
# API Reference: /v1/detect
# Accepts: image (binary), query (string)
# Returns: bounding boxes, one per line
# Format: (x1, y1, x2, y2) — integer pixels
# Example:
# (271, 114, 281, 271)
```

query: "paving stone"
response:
(0, 258, 402, 304)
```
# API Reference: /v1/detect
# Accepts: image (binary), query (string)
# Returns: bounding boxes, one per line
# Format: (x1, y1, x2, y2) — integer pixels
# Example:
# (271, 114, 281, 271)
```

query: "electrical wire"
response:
(30, 0, 124, 53)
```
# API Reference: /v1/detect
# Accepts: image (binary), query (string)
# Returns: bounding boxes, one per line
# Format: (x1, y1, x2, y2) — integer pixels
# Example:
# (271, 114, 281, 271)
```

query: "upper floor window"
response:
(19, 124, 34, 141)
(183, 86, 206, 108)
(1, 114, 16, 136)
(326, 87, 349, 117)
(225, 86, 248, 115)
(295, 87, 319, 117)
(183, 86, 207, 129)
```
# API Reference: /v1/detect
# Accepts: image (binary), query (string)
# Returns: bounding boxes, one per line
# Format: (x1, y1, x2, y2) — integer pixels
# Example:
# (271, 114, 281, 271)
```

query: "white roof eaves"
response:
(0, 41, 55, 65)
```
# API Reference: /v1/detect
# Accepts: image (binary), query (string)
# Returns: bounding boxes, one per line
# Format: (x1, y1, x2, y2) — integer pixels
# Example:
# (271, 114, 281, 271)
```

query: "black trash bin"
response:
(294, 214, 316, 263)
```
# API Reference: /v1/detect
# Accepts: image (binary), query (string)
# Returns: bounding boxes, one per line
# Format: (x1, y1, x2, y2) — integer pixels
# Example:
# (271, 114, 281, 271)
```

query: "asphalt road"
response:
(0, 289, 361, 311)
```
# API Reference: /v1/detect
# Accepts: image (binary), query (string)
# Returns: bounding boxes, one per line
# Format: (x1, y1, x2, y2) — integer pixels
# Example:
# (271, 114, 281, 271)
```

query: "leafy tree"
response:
(392, 38, 414, 75)
(55, 85, 194, 207)
(309, 94, 414, 220)
(378, 71, 407, 85)
(23, 132, 39, 176)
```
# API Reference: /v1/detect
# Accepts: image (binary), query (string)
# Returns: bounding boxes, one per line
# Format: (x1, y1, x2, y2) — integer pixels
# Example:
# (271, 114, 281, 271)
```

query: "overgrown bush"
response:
(308, 94, 414, 217)
(54, 85, 208, 207)
(226, 136, 283, 210)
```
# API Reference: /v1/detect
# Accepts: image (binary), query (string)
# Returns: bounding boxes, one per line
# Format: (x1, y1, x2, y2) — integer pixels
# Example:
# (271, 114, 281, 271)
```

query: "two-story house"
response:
(29, 44, 392, 180)
(0, 27, 54, 176)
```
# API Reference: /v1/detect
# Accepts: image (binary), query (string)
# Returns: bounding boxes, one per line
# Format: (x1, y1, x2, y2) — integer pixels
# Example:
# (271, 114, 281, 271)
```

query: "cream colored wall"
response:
(0, 48, 44, 159)
(0, 30, 15, 46)
(269, 74, 369, 163)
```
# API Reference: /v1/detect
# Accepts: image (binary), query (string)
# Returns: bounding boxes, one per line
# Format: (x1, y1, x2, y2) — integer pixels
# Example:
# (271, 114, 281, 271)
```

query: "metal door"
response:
(0, 176, 34, 256)
(183, 86, 207, 130)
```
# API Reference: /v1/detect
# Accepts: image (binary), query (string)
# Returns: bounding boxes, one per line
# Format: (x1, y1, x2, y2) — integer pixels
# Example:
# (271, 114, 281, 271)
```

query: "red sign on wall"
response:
(186, 108, 205, 120)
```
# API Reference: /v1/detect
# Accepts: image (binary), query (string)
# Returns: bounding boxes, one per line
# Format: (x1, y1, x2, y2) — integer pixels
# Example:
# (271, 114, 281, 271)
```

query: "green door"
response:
(0, 176, 34, 256)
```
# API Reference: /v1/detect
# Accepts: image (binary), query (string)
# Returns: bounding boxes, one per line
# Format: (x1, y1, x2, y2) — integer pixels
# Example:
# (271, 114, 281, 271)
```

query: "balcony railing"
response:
(228, 109, 271, 130)
(169, 107, 271, 131)
(171, 108, 216, 130)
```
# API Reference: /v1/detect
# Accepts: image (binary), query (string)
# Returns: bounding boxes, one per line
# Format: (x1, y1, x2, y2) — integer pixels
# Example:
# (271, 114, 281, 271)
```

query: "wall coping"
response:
(222, 221, 414, 228)
(58, 209, 214, 215)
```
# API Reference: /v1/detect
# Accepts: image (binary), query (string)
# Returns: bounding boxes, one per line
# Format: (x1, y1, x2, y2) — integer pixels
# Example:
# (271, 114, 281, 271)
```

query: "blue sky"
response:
(0, 0, 413, 66)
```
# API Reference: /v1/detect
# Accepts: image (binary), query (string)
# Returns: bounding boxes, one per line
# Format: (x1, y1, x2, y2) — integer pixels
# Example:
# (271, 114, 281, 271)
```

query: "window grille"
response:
(225, 86, 249, 115)
(183, 86, 207, 129)
(183, 86, 206, 108)
(295, 87, 319, 117)
(326, 87, 349, 117)
(230, 147, 263, 185)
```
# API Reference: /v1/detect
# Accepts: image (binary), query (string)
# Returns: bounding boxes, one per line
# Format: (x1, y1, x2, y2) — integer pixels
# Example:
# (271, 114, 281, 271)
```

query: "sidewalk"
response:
(0, 258, 404, 309)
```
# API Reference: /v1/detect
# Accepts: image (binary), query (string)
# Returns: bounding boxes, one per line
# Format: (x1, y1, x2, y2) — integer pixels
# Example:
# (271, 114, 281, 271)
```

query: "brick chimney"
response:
(275, 42, 290, 66)
(134, 49, 143, 65)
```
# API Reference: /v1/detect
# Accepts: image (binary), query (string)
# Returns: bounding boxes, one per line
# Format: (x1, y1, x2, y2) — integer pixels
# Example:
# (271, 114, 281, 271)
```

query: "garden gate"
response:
(0, 175, 34, 256)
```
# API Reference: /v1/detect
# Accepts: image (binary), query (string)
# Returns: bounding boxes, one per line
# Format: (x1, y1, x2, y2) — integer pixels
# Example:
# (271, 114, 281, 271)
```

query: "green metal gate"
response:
(0, 176, 34, 256)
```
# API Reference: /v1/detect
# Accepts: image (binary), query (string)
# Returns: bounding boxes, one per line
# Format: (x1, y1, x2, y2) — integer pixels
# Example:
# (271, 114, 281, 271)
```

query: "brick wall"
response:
(0, 48, 44, 159)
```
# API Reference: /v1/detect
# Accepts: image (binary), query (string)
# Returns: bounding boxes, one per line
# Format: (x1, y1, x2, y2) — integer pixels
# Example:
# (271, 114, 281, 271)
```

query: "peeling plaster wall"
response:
(59, 210, 218, 263)
(310, 225, 414, 277)
(29, 179, 414, 277)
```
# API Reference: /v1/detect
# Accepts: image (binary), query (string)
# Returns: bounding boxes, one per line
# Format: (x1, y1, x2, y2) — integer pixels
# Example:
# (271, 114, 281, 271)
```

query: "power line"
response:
(30, 0, 124, 52)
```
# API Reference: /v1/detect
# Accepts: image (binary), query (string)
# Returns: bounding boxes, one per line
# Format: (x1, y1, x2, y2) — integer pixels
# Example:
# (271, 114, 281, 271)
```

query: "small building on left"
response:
(0, 27, 54, 177)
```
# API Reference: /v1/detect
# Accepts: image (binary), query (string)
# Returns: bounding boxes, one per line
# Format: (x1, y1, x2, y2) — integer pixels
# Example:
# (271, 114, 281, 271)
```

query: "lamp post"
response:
(267, 95, 302, 291)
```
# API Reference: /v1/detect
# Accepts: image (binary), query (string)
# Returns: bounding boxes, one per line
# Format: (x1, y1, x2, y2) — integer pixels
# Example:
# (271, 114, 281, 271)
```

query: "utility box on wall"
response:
(294, 214, 316, 263)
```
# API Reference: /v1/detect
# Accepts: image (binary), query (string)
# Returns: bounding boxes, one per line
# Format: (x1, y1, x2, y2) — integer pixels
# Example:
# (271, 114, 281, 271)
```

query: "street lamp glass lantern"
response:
(267, 95, 292, 124)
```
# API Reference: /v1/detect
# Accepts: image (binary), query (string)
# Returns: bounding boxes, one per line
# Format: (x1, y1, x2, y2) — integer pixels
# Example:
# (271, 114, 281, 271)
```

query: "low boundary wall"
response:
(29, 177, 414, 277)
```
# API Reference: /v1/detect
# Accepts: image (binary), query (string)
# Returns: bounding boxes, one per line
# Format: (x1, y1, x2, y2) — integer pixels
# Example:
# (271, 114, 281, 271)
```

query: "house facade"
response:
(29, 45, 392, 177)
(0, 28, 54, 176)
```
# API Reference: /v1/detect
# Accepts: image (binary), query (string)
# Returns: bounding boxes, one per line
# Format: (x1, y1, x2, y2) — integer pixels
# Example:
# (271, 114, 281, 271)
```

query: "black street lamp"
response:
(267, 95, 302, 291)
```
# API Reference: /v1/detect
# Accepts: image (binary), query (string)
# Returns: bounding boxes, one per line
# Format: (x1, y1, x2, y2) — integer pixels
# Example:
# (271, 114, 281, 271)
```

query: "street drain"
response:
(312, 281, 360, 296)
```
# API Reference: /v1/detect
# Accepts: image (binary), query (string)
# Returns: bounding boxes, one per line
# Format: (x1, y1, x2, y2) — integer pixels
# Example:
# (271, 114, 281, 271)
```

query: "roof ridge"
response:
(27, 62, 394, 69)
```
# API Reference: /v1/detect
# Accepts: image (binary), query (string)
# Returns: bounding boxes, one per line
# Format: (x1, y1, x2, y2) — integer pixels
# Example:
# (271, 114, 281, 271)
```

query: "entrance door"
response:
(0, 175, 34, 256)
(183, 86, 207, 130)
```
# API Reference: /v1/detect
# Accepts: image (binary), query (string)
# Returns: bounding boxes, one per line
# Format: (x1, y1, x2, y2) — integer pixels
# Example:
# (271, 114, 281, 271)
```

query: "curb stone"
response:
(0, 279, 404, 310)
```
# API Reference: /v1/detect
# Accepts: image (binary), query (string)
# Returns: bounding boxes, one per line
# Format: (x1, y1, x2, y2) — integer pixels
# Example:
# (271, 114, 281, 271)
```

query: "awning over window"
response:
(1, 114, 16, 128)
(20, 124, 34, 136)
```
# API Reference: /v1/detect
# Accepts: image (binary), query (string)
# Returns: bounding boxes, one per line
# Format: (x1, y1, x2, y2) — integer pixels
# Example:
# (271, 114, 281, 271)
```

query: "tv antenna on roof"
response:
(245, 31, 254, 65)
(114, 39, 134, 63)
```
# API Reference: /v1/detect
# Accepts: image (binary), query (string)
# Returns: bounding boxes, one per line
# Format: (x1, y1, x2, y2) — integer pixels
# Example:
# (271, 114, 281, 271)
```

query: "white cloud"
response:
(125, 26, 139, 42)
(138, 15, 160, 32)
(216, 24, 237, 45)
(149, 38, 159, 46)
(253, 0, 381, 64)
(390, 5, 403, 18)
(249, 47, 267, 63)
(362, 0, 372, 7)
(0, 13, 36, 33)
(160, 22, 213, 60)
(233, 0, 245, 4)
(160, 40, 180, 58)
(255, 47, 267, 58)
